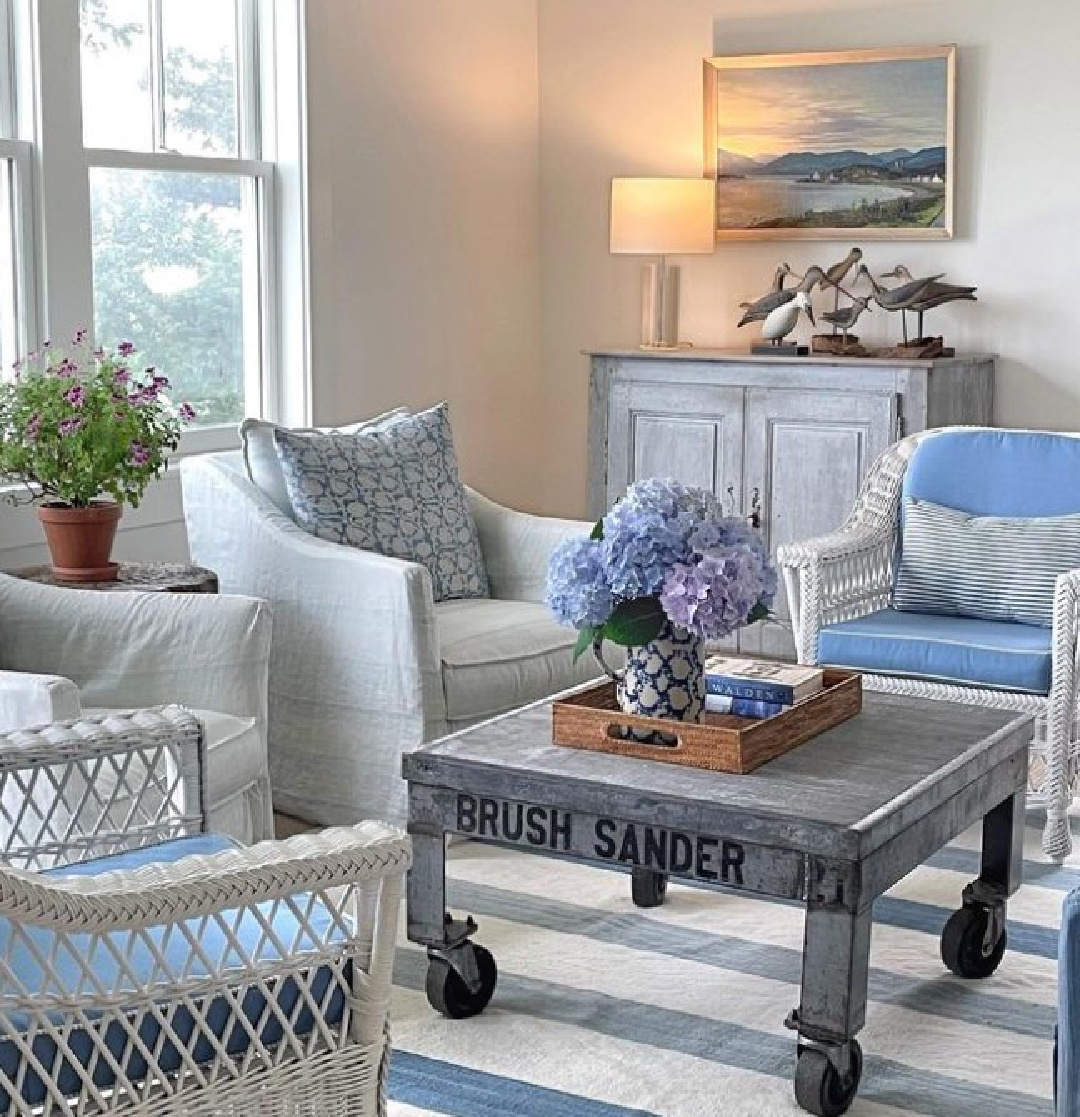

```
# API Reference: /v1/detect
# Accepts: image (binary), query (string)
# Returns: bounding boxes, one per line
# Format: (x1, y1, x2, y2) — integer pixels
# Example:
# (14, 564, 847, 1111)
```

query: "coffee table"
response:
(402, 687, 1034, 1116)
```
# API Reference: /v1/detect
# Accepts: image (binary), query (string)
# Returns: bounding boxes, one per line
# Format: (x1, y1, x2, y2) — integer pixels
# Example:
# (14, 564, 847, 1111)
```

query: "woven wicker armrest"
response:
(777, 524, 895, 569)
(0, 821, 412, 931)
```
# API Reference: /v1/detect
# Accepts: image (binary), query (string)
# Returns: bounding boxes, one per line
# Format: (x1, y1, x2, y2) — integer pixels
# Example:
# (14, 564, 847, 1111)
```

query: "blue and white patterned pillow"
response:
(273, 403, 489, 601)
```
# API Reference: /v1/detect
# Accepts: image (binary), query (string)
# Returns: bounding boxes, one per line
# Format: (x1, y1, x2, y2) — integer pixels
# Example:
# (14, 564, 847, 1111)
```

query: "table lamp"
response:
(609, 177, 716, 349)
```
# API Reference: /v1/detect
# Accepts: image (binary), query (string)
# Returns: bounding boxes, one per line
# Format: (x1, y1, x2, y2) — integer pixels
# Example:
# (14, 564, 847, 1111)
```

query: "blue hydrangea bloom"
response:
(601, 506, 691, 599)
(546, 537, 613, 628)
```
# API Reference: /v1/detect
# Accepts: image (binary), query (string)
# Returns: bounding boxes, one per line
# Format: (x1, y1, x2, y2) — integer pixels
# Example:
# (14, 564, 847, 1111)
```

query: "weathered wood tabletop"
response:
(404, 690, 1033, 860)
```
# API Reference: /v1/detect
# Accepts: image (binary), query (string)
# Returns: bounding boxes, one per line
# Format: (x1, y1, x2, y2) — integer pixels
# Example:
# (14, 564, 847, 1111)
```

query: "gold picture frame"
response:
(703, 45, 956, 241)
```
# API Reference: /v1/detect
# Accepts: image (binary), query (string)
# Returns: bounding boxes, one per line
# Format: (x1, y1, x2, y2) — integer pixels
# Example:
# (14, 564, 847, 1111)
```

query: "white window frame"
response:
(0, 0, 39, 369)
(10, 0, 310, 454)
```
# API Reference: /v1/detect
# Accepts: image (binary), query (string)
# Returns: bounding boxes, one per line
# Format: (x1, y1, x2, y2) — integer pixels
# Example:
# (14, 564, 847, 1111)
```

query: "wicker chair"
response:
(778, 426, 1080, 862)
(0, 705, 410, 1116)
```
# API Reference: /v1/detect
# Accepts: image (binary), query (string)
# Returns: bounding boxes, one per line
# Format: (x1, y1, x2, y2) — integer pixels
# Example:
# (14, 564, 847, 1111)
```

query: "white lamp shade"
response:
(609, 177, 716, 256)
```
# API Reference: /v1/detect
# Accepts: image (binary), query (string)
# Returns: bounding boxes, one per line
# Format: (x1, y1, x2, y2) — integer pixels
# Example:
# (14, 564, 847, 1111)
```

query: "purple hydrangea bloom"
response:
(546, 537, 614, 628)
(661, 544, 771, 640)
(601, 506, 690, 598)
(688, 517, 777, 606)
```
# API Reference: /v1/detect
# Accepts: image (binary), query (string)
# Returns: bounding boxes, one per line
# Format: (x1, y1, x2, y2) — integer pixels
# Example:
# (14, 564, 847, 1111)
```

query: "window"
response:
(79, 0, 272, 429)
(0, 0, 34, 373)
(0, 0, 308, 444)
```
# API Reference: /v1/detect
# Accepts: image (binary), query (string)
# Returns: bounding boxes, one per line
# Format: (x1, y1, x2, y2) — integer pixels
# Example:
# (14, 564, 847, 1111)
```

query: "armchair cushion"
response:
(905, 428, 1080, 517)
(437, 599, 599, 725)
(274, 402, 489, 602)
(894, 497, 1080, 627)
(818, 608, 1052, 695)
(0, 833, 349, 1108)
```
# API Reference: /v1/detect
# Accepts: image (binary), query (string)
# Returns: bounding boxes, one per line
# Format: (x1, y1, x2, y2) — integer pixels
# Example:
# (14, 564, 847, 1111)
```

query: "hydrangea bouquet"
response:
(546, 478, 777, 660)
(0, 332, 195, 508)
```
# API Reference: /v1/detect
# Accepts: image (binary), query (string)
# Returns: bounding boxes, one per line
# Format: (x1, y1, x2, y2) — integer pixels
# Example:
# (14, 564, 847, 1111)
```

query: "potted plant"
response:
(546, 478, 776, 722)
(0, 331, 195, 581)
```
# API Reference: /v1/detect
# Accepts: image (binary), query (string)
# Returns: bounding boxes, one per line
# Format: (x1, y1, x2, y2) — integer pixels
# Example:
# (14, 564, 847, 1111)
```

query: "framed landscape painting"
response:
(703, 46, 955, 240)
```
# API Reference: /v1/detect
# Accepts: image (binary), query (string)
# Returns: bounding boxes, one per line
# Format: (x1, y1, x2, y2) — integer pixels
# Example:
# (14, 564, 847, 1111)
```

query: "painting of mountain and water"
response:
(704, 47, 955, 239)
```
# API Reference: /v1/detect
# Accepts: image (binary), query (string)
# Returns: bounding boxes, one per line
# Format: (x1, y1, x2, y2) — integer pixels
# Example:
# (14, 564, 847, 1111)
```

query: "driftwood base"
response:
(811, 334, 955, 360)
(812, 334, 871, 357)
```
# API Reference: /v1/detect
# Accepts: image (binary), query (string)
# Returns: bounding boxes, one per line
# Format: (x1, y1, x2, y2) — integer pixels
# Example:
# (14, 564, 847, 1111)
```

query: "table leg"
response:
(941, 790, 1022, 980)
(406, 826, 499, 1019)
(790, 903, 869, 1115)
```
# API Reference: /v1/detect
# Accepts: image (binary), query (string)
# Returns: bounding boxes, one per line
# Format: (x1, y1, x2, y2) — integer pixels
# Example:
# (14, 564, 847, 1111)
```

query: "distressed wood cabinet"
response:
(587, 348, 995, 657)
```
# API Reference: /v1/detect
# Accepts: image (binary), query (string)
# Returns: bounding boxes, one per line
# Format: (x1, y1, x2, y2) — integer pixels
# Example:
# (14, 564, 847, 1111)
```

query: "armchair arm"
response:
(777, 524, 897, 664)
(0, 572, 271, 732)
(0, 669, 81, 733)
(0, 706, 204, 868)
(182, 457, 444, 824)
(468, 488, 590, 603)
(0, 819, 410, 932)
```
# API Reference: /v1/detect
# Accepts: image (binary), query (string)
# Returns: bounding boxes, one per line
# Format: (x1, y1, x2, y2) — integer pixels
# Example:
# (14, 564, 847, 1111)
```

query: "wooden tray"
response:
(552, 669, 862, 773)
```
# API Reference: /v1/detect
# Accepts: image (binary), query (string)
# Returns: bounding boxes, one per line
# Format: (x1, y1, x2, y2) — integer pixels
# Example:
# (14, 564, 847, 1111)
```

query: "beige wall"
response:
(537, 0, 1080, 516)
(304, 0, 543, 509)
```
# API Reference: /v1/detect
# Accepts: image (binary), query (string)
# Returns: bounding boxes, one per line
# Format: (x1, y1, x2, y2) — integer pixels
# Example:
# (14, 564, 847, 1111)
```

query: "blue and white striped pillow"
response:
(894, 497, 1080, 628)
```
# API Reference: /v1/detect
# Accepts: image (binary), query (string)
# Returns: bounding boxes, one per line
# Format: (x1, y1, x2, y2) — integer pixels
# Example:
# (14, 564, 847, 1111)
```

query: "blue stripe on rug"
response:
(927, 844, 1080, 892)
(389, 1050, 658, 1117)
(394, 951, 1052, 1117)
(445, 879, 1057, 1039)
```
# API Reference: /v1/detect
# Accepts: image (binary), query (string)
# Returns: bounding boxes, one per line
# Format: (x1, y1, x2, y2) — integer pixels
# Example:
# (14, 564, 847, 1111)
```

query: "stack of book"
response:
(704, 655, 825, 720)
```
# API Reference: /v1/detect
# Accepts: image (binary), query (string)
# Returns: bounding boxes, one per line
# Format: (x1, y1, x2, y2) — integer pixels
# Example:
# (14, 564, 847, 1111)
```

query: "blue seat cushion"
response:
(0, 834, 350, 1108)
(905, 429, 1080, 517)
(818, 609, 1052, 695)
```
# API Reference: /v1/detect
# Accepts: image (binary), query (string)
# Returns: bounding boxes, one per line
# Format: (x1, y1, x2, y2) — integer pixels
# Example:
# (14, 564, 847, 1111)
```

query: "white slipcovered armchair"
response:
(0, 573, 274, 844)
(0, 705, 409, 1115)
(182, 451, 599, 826)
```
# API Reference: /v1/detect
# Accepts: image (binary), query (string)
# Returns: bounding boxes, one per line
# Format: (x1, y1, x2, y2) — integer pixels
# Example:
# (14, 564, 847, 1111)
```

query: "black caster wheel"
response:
(794, 1040, 863, 1117)
(631, 868, 668, 908)
(941, 905, 1007, 979)
(425, 944, 498, 1019)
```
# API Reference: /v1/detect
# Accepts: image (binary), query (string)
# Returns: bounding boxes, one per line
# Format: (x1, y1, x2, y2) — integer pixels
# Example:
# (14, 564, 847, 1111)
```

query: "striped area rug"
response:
(386, 819, 1069, 1116)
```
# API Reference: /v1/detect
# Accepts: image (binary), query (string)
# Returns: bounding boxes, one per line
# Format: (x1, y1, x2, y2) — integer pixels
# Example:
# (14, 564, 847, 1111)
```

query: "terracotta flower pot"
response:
(37, 502, 122, 582)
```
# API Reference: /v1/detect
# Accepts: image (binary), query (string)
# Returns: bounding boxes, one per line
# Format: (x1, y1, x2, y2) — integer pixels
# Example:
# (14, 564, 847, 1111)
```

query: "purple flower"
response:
(58, 417, 82, 437)
(129, 441, 151, 467)
(117, 340, 136, 357)
(63, 384, 86, 407)
(152, 373, 170, 389)
(25, 413, 41, 441)
(113, 366, 131, 384)
(55, 357, 78, 378)
(546, 538, 614, 628)
(72, 327, 89, 345)
(178, 402, 196, 422)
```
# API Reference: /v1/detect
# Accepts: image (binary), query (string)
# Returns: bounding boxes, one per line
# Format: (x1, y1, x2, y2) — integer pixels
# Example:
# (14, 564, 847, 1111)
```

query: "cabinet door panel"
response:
(607, 382, 744, 509)
(741, 389, 897, 658)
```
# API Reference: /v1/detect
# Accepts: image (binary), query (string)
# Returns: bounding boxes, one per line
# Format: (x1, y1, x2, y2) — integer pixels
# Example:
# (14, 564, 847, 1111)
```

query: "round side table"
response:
(8, 562, 218, 594)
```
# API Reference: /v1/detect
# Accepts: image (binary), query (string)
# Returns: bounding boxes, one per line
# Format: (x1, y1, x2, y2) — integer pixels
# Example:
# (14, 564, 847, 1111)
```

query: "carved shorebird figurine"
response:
(738, 266, 824, 328)
(820, 247, 863, 310)
(761, 290, 816, 344)
(821, 296, 871, 345)
(738, 263, 799, 308)
(856, 264, 945, 342)
(883, 265, 977, 339)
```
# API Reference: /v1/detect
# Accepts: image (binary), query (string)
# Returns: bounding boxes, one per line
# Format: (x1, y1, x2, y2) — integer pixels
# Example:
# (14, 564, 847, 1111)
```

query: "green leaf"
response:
(747, 601, 772, 624)
(572, 625, 600, 663)
(602, 597, 666, 647)
(589, 518, 604, 541)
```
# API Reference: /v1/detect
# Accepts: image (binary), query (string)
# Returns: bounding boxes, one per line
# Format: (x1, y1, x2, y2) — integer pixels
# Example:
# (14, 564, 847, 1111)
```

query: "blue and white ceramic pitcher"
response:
(593, 620, 705, 723)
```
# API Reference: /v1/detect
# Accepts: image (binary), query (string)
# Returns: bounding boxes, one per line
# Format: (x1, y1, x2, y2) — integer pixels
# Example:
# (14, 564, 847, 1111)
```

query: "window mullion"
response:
(148, 0, 165, 151)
